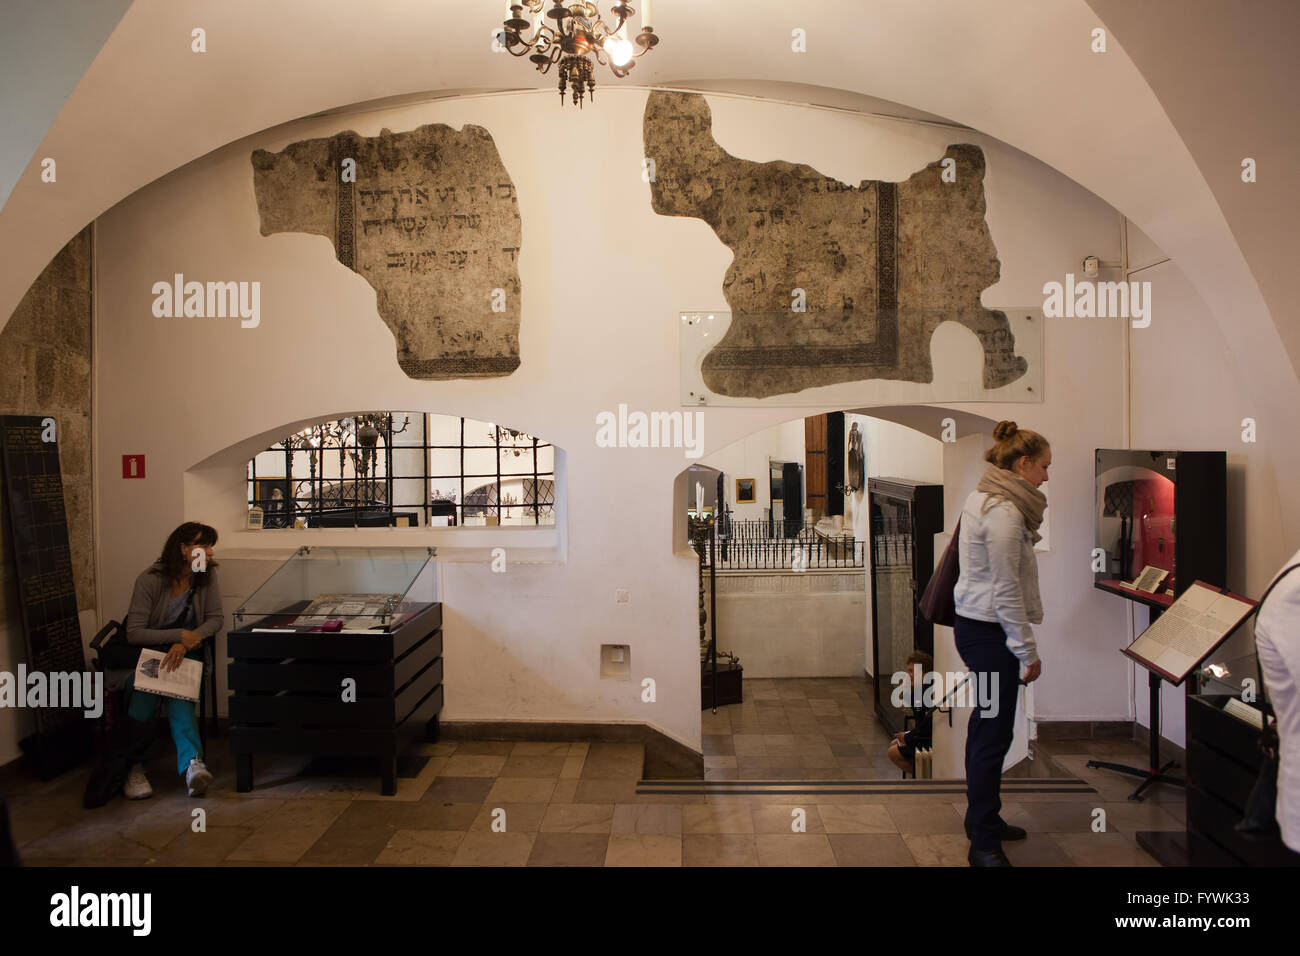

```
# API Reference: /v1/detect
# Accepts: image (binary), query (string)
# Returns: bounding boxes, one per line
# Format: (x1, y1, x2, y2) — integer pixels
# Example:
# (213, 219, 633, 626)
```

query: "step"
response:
(636, 777, 1096, 796)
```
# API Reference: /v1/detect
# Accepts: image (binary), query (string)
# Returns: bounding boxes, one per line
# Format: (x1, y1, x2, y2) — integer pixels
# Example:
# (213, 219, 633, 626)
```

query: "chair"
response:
(89, 618, 218, 751)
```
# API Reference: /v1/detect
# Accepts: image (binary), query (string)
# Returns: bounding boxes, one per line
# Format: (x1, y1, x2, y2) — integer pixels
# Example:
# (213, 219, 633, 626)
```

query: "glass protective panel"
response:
(234, 546, 437, 630)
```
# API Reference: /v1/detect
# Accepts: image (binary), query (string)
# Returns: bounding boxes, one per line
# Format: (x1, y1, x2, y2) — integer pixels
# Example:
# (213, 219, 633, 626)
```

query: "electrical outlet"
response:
(616, 588, 629, 604)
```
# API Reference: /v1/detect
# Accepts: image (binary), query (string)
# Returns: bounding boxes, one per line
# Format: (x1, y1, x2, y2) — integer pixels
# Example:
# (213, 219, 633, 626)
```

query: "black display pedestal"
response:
(1184, 694, 1300, 866)
(227, 603, 444, 796)
(702, 660, 742, 709)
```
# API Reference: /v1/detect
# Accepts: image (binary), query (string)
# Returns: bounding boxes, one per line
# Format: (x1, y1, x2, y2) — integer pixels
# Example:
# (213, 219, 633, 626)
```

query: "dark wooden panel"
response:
(394, 628, 442, 687)
(1187, 739, 1256, 809)
(804, 414, 827, 511)
(391, 603, 443, 657)
(826, 411, 845, 516)
(1187, 785, 1300, 866)
(229, 694, 401, 727)
(227, 629, 396, 661)
(229, 660, 398, 695)
(403, 681, 444, 727)
(1187, 696, 1262, 770)
(394, 657, 444, 721)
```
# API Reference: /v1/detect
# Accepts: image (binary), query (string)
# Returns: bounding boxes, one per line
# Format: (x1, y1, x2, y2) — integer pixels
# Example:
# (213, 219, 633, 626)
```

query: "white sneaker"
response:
(124, 763, 152, 800)
(185, 758, 213, 797)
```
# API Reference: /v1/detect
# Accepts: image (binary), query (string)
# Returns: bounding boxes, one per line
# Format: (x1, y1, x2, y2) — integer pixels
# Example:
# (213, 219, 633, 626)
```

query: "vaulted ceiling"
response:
(1, 0, 1295, 418)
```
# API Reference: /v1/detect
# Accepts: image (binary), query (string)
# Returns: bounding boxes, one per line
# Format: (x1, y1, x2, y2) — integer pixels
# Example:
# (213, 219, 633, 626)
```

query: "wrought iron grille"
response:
(247, 414, 555, 528)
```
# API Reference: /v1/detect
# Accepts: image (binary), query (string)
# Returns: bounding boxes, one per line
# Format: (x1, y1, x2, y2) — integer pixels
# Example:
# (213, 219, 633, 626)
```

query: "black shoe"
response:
(999, 823, 1027, 841)
(968, 846, 1013, 867)
(966, 821, 1028, 842)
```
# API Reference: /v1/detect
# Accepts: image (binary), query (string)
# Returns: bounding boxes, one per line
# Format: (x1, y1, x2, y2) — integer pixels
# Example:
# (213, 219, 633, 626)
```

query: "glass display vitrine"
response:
(233, 545, 438, 631)
(1094, 449, 1225, 609)
(227, 546, 443, 795)
(869, 478, 943, 735)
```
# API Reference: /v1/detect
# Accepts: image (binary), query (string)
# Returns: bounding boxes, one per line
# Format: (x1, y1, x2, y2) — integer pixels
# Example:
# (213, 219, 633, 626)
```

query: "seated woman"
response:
(118, 521, 223, 799)
(888, 651, 934, 776)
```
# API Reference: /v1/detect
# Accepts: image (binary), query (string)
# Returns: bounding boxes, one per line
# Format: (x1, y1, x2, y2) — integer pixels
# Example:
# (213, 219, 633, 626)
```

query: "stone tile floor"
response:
(704, 677, 902, 780)
(3, 728, 1180, 866)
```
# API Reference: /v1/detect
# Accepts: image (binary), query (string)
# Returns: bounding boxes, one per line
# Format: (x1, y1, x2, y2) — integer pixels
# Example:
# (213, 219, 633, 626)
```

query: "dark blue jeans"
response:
(953, 614, 1023, 850)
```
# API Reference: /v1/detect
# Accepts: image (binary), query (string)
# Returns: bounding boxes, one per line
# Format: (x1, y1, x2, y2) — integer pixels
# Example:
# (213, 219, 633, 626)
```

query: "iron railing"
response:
(701, 519, 865, 571)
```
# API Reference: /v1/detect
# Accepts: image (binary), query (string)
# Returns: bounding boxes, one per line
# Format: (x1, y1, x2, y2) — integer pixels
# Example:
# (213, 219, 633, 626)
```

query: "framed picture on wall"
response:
(736, 478, 756, 503)
(254, 477, 291, 528)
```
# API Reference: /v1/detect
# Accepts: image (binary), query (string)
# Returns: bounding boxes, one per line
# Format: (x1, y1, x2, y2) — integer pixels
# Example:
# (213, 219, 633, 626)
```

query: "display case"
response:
(868, 478, 943, 735)
(1181, 693, 1300, 865)
(1093, 449, 1226, 609)
(227, 546, 443, 795)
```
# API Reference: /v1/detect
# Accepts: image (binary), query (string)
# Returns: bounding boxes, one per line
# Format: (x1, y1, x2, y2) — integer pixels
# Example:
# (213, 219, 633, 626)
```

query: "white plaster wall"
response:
(715, 573, 866, 678)
(92, 89, 1129, 754)
(698, 418, 804, 521)
(1122, 244, 1288, 750)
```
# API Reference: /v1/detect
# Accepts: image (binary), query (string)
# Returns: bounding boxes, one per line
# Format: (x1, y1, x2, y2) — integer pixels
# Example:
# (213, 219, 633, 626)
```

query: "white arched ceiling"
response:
(2, 0, 1296, 538)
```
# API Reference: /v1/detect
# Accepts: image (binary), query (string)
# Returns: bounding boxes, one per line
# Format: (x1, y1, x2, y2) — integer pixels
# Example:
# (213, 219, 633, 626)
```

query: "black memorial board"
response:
(0, 416, 89, 773)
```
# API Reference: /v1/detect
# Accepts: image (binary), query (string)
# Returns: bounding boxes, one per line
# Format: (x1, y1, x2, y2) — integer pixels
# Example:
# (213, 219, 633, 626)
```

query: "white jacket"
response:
(952, 490, 1042, 664)
(1255, 547, 1300, 853)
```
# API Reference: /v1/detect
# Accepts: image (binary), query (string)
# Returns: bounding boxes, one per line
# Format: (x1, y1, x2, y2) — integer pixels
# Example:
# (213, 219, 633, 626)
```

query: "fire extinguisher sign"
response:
(122, 454, 145, 479)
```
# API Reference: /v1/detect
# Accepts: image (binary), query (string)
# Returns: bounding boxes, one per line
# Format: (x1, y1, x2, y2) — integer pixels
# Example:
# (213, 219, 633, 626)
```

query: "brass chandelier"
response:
(502, 1, 660, 107)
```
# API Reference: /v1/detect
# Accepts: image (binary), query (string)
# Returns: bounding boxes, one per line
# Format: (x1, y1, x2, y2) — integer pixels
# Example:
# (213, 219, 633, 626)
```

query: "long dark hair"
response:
(154, 522, 219, 587)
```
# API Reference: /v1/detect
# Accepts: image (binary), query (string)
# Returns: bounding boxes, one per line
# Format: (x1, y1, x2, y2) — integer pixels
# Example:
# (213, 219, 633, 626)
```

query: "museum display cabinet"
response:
(227, 546, 443, 795)
(1094, 449, 1226, 609)
(868, 478, 943, 735)
(1181, 689, 1300, 866)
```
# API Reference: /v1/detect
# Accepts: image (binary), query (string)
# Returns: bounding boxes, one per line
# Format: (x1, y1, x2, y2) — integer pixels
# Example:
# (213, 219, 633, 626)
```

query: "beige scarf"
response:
(976, 463, 1047, 543)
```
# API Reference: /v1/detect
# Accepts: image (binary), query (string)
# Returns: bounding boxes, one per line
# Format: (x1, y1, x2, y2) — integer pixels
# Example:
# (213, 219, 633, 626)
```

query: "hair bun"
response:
(993, 420, 1019, 442)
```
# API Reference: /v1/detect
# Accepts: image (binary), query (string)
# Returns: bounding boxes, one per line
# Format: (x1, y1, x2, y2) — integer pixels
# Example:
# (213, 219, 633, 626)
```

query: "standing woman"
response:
(953, 421, 1050, 866)
(1254, 547, 1300, 853)
(120, 521, 223, 798)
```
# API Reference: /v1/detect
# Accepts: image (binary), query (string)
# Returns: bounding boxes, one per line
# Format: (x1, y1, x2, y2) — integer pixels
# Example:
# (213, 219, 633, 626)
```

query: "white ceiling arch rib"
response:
(0, 0, 1294, 535)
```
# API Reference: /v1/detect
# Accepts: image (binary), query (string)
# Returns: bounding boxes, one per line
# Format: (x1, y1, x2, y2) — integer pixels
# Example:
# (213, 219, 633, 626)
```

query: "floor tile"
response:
(903, 833, 971, 866)
(682, 834, 758, 866)
(423, 776, 496, 804)
(752, 804, 825, 834)
(827, 833, 918, 866)
(486, 777, 557, 804)
(510, 742, 571, 756)
(527, 832, 610, 866)
(440, 754, 508, 778)
(451, 741, 516, 756)
(611, 804, 683, 835)
(540, 803, 615, 833)
(452, 831, 535, 866)
(375, 829, 464, 865)
(816, 804, 897, 834)
(573, 778, 638, 803)
(500, 755, 566, 778)
(683, 804, 755, 833)
(755, 833, 838, 866)
(886, 802, 966, 834)
(469, 803, 548, 833)
(1051, 832, 1161, 866)
(605, 833, 682, 866)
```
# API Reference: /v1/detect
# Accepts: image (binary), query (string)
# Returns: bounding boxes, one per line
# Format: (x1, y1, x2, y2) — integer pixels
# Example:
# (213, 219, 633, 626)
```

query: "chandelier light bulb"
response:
(604, 32, 634, 66)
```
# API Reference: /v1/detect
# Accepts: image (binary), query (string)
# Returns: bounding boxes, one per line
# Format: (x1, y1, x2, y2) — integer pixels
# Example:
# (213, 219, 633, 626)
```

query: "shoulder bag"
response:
(919, 517, 962, 628)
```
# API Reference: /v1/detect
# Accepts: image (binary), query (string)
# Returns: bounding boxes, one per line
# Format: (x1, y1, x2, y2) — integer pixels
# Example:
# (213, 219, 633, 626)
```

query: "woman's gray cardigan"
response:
(107, 561, 224, 691)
